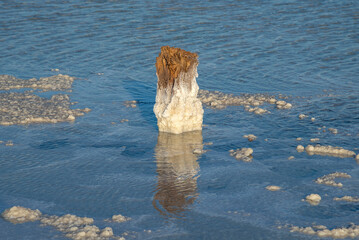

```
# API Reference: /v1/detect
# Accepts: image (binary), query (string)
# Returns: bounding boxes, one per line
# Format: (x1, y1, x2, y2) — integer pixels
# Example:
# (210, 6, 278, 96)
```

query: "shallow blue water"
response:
(0, 1, 359, 239)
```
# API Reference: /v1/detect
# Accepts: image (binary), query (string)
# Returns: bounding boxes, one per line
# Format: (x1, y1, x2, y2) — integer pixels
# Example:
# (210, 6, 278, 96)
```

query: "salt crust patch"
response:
(197, 89, 292, 112)
(229, 148, 253, 162)
(290, 224, 359, 239)
(1, 206, 129, 240)
(305, 194, 321, 206)
(266, 185, 281, 191)
(334, 196, 359, 202)
(303, 145, 356, 158)
(1, 206, 41, 224)
(315, 172, 351, 187)
(0, 92, 90, 126)
(0, 74, 74, 91)
(243, 134, 257, 142)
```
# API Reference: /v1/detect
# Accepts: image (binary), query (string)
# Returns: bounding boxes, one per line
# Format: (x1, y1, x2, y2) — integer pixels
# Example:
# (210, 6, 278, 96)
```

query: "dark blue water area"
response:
(0, 0, 359, 239)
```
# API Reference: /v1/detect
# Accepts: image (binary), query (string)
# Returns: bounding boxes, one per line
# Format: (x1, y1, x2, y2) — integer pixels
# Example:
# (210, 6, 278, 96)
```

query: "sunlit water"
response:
(1, 1, 359, 239)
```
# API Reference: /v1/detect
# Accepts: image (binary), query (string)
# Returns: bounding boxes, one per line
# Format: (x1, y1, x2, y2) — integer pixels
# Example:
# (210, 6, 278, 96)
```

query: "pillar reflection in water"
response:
(153, 131, 203, 218)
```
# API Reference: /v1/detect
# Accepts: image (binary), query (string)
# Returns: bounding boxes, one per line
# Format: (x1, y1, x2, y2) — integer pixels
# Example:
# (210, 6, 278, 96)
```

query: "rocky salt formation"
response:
(197, 90, 292, 113)
(111, 214, 131, 223)
(303, 145, 356, 158)
(266, 185, 281, 191)
(153, 46, 203, 134)
(305, 194, 321, 206)
(290, 223, 359, 238)
(315, 172, 351, 187)
(0, 74, 74, 91)
(1, 206, 42, 224)
(243, 134, 257, 142)
(2, 206, 119, 240)
(229, 148, 253, 162)
(0, 93, 89, 125)
(334, 196, 359, 202)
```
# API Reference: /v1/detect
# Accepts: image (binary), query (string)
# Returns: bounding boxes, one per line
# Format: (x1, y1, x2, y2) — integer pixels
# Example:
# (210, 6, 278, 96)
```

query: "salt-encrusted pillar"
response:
(154, 46, 203, 134)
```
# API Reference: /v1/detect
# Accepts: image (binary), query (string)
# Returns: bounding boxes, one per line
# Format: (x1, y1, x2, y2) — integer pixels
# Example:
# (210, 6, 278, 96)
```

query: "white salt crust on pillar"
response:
(154, 47, 203, 134)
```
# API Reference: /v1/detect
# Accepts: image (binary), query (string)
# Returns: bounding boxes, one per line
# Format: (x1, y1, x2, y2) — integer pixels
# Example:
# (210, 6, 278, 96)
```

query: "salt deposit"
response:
(229, 148, 253, 162)
(296, 145, 305, 152)
(291, 223, 359, 239)
(0, 74, 74, 91)
(0, 92, 89, 126)
(243, 134, 257, 142)
(311, 117, 316, 122)
(266, 185, 281, 191)
(305, 194, 321, 206)
(328, 128, 338, 134)
(356, 154, 359, 161)
(310, 138, 320, 142)
(304, 144, 356, 158)
(288, 156, 295, 160)
(198, 89, 292, 113)
(124, 100, 137, 108)
(299, 114, 307, 119)
(296, 137, 302, 141)
(315, 172, 351, 187)
(5, 140, 13, 146)
(1, 206, 42, 224)
(153, 46, 203, 134)
(2, 206, 120, 239)
(111, 214, 131, 223)
(334, 196, 359, 202)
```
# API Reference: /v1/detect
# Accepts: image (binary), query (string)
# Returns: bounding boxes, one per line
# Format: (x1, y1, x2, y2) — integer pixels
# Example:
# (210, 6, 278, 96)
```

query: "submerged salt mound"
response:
(304, 145, 356, 158)
(41, 214, 114, 240)
(197, 89, 292, 112)
(305, 194, 321, 206)
(154, 46, 203, 134)
(291, 223, 359, 239)
(229, 148, 253, 162)
(334, 196, 359, 202)
(111, 214, 131, 223)
(266, 185, 281, 191)
(243, 134, 257, 142)
(1, 206, 42, 224)
(0, 74, 74, 91)
(315, 172, 351, 187)
(0, 92, 89, 125)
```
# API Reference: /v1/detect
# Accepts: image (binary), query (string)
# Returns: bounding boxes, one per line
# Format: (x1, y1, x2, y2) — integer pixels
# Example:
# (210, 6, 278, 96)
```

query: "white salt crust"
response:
(229, 148, 253, 162)
(0, 93, 89, 126)
(303, 145, 356, 158)
(243, 134, 257, 142)
(197, 90, 292, 113)
(315, 172, 351, 187)
(111, 214, 131, 223)
(124, 100, 137, 108)
(154, 65, 203, 134)
(334, 196, 359, 202)
(1, 206, 41, 224)
(0, 74, 74, 91)
(1, 206, 123, 240)
(266, 185, 281, 191)
(305, 194, 321, 206)
(291, 223, 359, 239)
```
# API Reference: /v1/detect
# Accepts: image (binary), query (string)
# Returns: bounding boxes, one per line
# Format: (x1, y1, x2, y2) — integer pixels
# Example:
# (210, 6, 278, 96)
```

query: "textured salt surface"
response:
(305, 194, 321, 206)
(291, 224, 359, 238)
(0, 92, 89, 125)
(265, 185, 281, 191)
(1, 206, 41, 224)
(197, 90, 292, 112)
(315, 172, 351, 187)
(2, 206, 122, 240)
(333, 196, 359, 202)
(229, 148, 253, 162)
(111, 214, 131, 223)
(243, 134, 257, 142)
(0, 74, 74, 91)
(303, 145, 356, 158)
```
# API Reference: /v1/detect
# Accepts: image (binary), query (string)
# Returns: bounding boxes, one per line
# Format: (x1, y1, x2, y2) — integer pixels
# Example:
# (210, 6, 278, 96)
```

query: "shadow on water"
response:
(153, 131, 203, 219)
